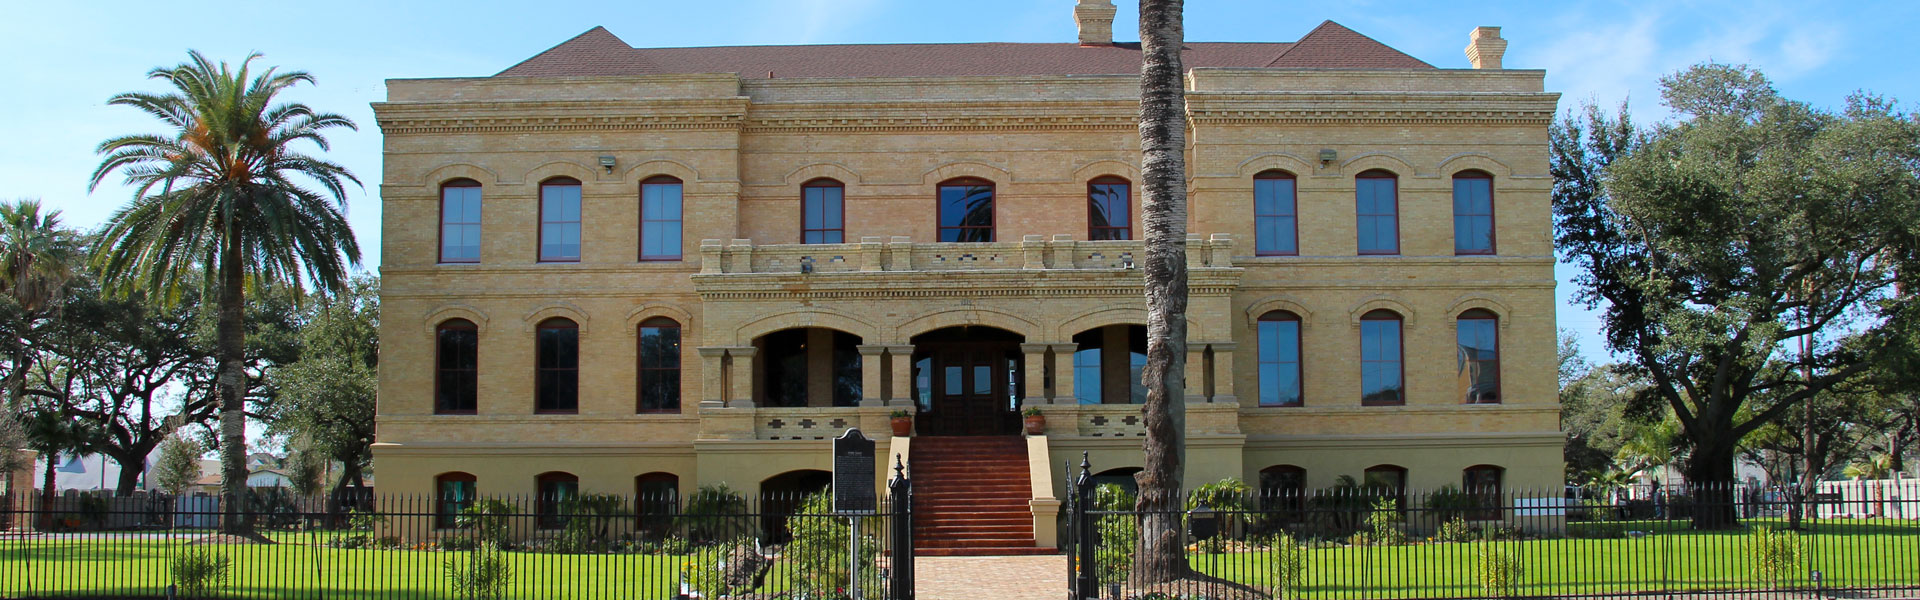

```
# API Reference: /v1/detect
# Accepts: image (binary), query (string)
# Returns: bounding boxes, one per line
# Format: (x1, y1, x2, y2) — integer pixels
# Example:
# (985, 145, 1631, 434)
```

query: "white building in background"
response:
(1816, 476, 1919, 520)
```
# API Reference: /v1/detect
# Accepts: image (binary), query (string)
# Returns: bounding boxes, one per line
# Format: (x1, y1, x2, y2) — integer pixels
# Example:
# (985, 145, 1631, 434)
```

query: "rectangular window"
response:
(539, 182, 582, 262)
(1088, 181, 1130, 240)
(1258, 318, 1302, 406)
(536, 322, 579, 413)
(802, 184, 845, 244)
(641, 181, 684, 260)
(440, 185, 482, 263)
(638, 322, 681, 412)
(1356, 176, 1399, 255)
(1458, 317, 1500, 404)
(938, 181, 995, 242)
(1360, 317, 1404, 405)
(1073, 349, 1101, 404)
(1454, 175, 1495, 254)
(1254, 176, 1297, 255)
(435, 324, 478, 414)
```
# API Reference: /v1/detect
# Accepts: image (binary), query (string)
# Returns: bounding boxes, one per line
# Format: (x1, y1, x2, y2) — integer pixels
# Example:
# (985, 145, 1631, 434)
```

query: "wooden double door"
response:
(915, 341, 1022, 436)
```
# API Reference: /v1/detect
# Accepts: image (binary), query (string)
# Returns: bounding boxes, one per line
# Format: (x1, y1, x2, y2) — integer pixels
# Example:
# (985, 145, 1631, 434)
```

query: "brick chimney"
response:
(1465, 26, 1507, 69)
(1076, 0, 1117, 46)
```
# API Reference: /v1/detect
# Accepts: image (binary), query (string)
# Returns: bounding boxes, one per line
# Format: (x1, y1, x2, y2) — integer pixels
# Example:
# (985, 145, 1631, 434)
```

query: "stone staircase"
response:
(911, 436, 1053, 556)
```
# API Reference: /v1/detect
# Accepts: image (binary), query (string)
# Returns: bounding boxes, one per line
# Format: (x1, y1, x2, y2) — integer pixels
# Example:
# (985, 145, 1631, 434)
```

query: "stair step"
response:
(916, 547, 1057, 557)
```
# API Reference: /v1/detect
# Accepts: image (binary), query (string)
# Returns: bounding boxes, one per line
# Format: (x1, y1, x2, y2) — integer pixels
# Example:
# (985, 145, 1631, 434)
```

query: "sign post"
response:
(833, 429, 877, 599)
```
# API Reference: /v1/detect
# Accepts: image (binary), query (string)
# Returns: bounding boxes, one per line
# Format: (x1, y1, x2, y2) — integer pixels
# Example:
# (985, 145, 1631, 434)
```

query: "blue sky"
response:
(3, 0, 1915, 363)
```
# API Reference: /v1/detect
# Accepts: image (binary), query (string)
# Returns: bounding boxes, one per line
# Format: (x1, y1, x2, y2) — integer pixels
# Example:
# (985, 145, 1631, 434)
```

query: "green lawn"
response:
(1, 531, 693, 599)
(1187, 518, 1920, 599)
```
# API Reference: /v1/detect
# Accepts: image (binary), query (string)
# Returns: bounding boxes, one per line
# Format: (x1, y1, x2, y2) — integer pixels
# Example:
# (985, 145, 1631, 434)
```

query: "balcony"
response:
(695, 234, 1239, 275)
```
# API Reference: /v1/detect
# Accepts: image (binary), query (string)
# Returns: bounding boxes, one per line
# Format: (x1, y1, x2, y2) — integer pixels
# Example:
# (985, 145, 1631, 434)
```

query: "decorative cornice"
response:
(744, 114, 1136, 134)
(1189, 108, 1553, 126)
(379, 113, 745, 135)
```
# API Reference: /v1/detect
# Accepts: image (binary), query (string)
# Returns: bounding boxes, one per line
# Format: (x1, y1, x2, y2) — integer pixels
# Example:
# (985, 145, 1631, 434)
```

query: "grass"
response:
(1186, 518, 1920, 599)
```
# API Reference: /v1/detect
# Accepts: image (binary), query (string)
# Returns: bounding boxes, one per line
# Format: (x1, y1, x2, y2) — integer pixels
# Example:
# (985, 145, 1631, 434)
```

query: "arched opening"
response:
(434, 472, 476, 529)
(761, 469, 833, 541)
(535, 471, 579, 529)
(801, 178, 845, 244)
(1259, 465, 1307, 516)
(936, 177, 995, 242)
(1091, 466, 1142, 497)
(754, 327, 863, 408)
(634, 472, 680, 537)
(909, 326, 1026, 435)
(1068, 324, 1147, 405)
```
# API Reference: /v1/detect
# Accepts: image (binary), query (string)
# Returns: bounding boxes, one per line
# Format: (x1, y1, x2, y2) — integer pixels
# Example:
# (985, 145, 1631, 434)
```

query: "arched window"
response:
(440, 179, 482, 263)
(1088, 176, 1131, 240)
(435, 319, 479, 414)
(641, 176, 684, 261)
(937, 178, 995, 242)
(1257, 311, 1303, 407)
(637, 317, 682, 413)
(802, 179, 845, 244)
(1254, 171, 1298, 256)
(1258, 465, 1307, 516)
(434, 472, 476, 529)
(1463, 465, 1505, 520)
(535, 318, 579, 413)
(635, 472, 680, 534)
(539, 177, 582, 262)
(1363, 464, 1409, 510)
(1360, 310, 1405, 406)
(1355, 170, 1399, 255)
(1457, 309, 1500, 404)
(1452, 171, 1495, 255)
(535, 471, 579, 529)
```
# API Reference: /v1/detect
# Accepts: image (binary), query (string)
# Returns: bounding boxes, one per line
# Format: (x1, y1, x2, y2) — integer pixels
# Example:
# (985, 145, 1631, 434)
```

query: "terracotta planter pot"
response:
(891, 416, 913, 437)
(1023, 415, 1046, 435)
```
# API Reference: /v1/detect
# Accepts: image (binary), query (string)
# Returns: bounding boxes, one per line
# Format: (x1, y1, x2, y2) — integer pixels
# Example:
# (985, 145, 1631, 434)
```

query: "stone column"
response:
(726, 346, 757, 408)
(697, 347, 728, 408)
(857, 345, 888, 407)
(886, 345, 917, 407)
(1049, 343, 1078, 404)
(1019, 343, 1051, 407)
(1209, 342, 1239, 405)
(1185, 344, 1210, 403)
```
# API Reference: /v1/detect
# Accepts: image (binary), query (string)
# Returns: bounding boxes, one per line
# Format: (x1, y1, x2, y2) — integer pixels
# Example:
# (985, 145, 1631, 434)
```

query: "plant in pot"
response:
(1022, 407, 1046, 435)
(889, 410, 913, 437)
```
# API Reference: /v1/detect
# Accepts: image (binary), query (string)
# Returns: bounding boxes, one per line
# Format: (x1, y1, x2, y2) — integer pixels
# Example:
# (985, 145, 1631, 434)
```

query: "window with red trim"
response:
(1257, 311, 1303, 406)
(434, 472, 476, 529)
(1360, 310, 1404, 406)
(435, 319, 478, 414)
(641, 176, 683, 260)
(937, 178, 994, 242)
(1356, 171, 1399, 255)
(1453, 171, 1495, 254)
(802, 179, 845, 244)
(1457, 310, 1501, 404)
(535, 471, 578, 529)
(539, 177, 581, 262)
(440, 179, 482, 263)
(535, 318, 578, 413)
(1088, 177, 1130, 240)
(1464, 465, 1504, 520)
(1254, 171, 1298, 255)
(638, 318, 682, 413)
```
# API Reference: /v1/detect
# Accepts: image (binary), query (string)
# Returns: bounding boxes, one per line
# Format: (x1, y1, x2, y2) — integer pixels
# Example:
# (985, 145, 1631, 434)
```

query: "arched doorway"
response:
(911, 326, 1025, 436)
(761, 469, 832, 541)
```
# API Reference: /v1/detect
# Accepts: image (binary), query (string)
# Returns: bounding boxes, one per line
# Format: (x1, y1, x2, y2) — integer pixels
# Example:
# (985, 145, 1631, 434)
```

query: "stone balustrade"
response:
(698, 234, 1237, 275)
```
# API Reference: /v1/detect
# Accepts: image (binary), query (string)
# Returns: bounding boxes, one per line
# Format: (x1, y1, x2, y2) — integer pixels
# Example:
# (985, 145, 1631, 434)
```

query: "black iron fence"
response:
(1, 470, 913, 600)
(1065, 464, 1920, 599)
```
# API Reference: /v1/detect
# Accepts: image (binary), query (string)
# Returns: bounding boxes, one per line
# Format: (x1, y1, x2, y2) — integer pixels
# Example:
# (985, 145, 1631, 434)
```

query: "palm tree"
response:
(1132, 0, 1192, 586)
(89, 51, 361, 537)
(21, 406, 102, 530)
(0, 199, 82, 411)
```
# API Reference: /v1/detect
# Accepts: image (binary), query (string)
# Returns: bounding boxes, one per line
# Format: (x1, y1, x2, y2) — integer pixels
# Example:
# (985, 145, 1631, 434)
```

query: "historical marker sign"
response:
(833, 429, 877, 513)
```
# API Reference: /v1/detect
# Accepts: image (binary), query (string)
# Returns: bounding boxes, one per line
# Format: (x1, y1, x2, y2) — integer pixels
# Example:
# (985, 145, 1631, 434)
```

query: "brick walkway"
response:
(916, 554, 1066, 600)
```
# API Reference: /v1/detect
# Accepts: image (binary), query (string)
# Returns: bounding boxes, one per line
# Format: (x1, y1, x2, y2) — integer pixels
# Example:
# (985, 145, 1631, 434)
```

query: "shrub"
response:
(1747, 525, 1802, 588)
(1436, 517, 1479, 543)
(550, 493, 625, 554)
(647, 535, 693, 555)
(684, 484, 748, 542)
(1424, 485, 1476, 525)
(679, 550, 738, 598)
(1475, 543, 1524, 597)
(1363, 498, 1406, 546)
(328, 510, 389, 549)
(171, 548, 230, 598)
(456, 499, 518, 548)
(1267, 531, 1308, 600)
(1092, 483, 1137, 583)
(443, 542, 513, 600)
(785, 490, 881, 596)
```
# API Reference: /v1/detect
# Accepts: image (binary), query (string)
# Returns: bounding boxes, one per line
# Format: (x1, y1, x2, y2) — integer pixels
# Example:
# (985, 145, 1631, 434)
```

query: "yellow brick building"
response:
(371, 2, 1562, 551)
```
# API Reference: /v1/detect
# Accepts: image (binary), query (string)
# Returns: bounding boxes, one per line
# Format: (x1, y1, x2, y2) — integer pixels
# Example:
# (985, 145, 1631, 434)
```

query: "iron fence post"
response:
(888, 455, 913, 600)
(1073, 453, 1098, 599)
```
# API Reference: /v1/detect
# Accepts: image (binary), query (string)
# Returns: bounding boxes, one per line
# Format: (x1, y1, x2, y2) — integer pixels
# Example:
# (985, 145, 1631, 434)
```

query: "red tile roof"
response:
(496, 21, 1430, 79)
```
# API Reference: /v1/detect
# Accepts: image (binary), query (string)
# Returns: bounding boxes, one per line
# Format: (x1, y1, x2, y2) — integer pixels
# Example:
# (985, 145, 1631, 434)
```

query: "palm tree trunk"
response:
(39, 451, 56, 530)
(1131, 0, 1191, 586)
(216, 236, 253, 536)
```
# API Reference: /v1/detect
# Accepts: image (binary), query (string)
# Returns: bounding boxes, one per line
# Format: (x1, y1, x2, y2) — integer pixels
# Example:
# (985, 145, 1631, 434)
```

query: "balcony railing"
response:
(698, 234, 1236, 275)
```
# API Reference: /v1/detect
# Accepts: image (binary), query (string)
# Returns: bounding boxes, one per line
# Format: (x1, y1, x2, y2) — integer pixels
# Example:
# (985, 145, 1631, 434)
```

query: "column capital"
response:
(1205, 342, 1238, 352)
(697, 347, 729, 358)
(883, 344, 915, 354)
(1018, 343, 1054, 353)
(856, 344, 889, 356)
(726, 346, 758, 358)
(1048, 343, 1078, 352)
